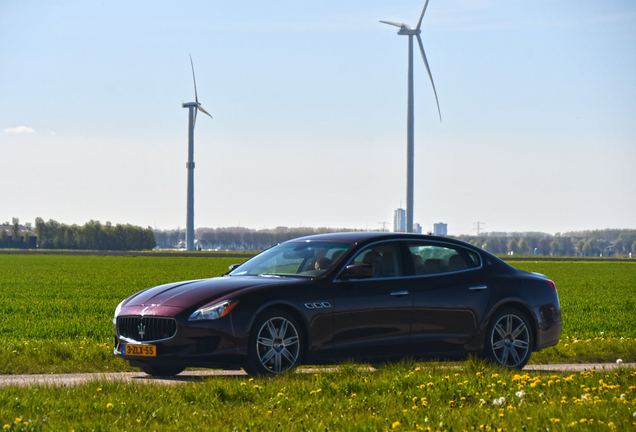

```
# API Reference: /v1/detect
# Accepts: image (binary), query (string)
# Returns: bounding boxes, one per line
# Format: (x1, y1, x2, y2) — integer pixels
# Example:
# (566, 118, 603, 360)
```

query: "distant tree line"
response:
(456, 228, 636, 257)
(154, 226, 372, 251)
(30, 218, 156, 250)
(153, 226, 636, 257)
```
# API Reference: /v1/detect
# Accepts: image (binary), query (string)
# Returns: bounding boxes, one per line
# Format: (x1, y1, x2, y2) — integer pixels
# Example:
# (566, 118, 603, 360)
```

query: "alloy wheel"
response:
(490, 313, 530, 368)
(256, 316, 300, 373)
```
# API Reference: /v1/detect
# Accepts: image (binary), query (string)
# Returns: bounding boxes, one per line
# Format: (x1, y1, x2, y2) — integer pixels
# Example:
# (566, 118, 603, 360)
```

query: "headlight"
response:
(189, 300, 238, 321)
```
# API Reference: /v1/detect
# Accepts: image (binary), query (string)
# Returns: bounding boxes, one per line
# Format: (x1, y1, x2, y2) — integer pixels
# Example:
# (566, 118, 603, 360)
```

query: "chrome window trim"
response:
(116, 315, 178, 343)
(334, 238, 483, 283)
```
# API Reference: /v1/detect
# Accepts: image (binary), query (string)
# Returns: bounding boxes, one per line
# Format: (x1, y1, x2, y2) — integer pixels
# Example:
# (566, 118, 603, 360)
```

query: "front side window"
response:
(229, 241, 351, 278)
(407, 243, 480, 275)
(349, 243, 402, 278)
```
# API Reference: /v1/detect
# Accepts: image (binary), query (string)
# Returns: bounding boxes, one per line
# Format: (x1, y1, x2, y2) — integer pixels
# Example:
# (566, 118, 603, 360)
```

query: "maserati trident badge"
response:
(137, 323, 146, 339)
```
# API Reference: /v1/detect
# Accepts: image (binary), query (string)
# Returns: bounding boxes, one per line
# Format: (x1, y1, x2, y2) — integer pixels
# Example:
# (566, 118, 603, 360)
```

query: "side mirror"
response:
(340, 263, 374, 280)
(228, 264, 241, 271)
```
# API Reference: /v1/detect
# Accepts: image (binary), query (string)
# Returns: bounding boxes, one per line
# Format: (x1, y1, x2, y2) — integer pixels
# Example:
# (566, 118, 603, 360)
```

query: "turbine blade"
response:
(416, 0, 430, 30)
(416, 34, 442, 122)
(198, 105, 213, 119)
(193, 106, 198, 128)
(379, 20, 404, 28)
(189, 53, 198, 104)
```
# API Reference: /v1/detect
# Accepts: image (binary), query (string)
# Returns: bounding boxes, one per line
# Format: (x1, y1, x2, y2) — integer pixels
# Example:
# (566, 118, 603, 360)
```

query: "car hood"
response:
(125, 276, 296, 308)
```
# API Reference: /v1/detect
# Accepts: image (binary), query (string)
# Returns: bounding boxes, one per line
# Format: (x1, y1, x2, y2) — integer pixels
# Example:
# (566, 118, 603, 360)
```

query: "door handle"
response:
(469, 285, 487, 291)
(390, 290, 409, 296)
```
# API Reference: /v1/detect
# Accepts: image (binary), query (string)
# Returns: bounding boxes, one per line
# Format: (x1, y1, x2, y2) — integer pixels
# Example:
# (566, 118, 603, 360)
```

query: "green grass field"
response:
(0, 256, 635, 374)
(1, 256, 635, 430)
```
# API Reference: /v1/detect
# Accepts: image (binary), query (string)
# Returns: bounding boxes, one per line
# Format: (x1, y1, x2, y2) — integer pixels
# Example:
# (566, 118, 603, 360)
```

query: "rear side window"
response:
(407, 242, 480, 276)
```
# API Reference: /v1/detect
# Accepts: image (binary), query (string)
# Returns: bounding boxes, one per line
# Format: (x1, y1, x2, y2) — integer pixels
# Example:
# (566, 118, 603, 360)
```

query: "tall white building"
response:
(414, 223, 423, 234)
(394, 208, 406, 232)
(433, 222, 447, 236)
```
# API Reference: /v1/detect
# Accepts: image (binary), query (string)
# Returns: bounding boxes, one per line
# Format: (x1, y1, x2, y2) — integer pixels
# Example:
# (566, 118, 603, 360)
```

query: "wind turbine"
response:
(182, 54, 213, 251)
(381, 0, 441, 234)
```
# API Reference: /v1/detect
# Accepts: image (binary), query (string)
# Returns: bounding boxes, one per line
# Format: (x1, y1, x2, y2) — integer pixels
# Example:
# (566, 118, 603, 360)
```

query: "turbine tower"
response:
(381, 0, 441, 233)
(183, 54, 213, 251)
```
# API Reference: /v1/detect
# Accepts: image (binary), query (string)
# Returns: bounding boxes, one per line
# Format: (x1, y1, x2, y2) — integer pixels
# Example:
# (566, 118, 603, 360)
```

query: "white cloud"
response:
(4, 126, 36, 134)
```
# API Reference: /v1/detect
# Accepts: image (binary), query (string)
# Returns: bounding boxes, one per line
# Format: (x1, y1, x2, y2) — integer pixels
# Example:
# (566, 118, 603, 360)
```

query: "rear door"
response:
(404, 241, 490, 355)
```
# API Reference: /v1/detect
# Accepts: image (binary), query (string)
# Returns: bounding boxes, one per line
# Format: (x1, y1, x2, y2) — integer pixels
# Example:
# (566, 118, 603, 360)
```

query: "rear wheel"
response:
(485, 308, 533, 369)
(138, 364, 185, 377)
(244, 309, 303, 375)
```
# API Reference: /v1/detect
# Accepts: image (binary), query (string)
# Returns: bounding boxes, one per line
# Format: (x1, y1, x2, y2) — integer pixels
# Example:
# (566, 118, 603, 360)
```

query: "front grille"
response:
(117, 316, 177, 342)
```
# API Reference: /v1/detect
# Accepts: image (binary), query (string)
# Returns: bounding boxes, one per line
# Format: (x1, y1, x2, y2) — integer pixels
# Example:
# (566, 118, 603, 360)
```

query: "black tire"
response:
(243, 309, 303, 376)
(138, 363, 185, 377)
(484, 308, 533, 369)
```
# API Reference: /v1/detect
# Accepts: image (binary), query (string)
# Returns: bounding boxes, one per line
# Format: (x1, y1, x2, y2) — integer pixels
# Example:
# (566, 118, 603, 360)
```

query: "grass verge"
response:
(1, 359, 635, 431)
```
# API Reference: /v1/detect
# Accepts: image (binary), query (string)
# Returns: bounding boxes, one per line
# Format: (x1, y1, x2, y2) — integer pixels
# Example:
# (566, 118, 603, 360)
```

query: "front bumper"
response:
(112, 315, 248, 368)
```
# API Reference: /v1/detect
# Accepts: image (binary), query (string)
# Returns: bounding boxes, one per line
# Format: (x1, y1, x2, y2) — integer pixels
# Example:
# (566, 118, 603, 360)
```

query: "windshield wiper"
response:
(258, 274, 286, 278)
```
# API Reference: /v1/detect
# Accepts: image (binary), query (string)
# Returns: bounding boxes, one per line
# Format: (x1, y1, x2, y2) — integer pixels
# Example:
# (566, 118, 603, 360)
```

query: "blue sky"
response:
(2, 0, 635, 235)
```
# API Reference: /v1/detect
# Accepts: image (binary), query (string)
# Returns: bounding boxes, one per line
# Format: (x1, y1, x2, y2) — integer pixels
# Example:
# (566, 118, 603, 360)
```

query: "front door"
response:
(330, 242, 413, 360)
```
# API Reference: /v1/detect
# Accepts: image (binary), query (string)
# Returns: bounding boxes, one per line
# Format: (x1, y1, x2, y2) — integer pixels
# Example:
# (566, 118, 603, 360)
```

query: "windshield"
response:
(229, 241, 352, 278)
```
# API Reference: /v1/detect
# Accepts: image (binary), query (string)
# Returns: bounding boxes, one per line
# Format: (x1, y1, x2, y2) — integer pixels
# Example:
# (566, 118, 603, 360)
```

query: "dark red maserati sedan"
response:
(113, 232, 561, 375)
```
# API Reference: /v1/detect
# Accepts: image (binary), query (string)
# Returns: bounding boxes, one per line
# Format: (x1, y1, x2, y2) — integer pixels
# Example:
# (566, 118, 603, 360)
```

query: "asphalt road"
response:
(0, 363, 633, 387)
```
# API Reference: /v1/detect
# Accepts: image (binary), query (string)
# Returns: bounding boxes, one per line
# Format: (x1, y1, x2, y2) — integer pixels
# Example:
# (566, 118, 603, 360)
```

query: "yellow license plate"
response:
(122, 344, 156, 357)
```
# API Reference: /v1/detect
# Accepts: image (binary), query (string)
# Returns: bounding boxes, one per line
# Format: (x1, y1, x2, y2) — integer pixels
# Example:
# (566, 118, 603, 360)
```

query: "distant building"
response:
(433, 222, 447, 236)
(414, 223, 423, 234)
(393, 208, 406, 232)
(0, 224, 37, 249)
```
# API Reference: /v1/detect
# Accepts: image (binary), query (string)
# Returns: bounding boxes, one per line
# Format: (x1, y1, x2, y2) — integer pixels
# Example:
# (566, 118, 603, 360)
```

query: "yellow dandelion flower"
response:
(277, 393, 284, 397)
(392, 421, 401, 428)
(527, 417, 532, 420)
(136, 419, 141, 423)
(249, 378, 254, 382)
(106, 403, 113, 408)
(240, 382, 246, 386)
(23, 423, 28, 426)
(351, 393, 357, 397)
(15, 419, 21, 422)
(3, 425, 9, 430)
(317, 389, 322, 392)
(415, 367, 421, 371)
(97, 388, 102, 392)
(310, 390, 316, 394)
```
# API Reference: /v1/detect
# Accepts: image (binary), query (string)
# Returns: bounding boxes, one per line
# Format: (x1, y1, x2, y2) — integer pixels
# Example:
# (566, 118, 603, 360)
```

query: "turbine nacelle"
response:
(398, 27, 421, 36)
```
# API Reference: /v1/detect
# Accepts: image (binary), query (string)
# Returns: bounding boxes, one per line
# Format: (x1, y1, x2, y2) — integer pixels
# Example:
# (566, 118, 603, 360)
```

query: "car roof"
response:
(284, 231, 469, 246)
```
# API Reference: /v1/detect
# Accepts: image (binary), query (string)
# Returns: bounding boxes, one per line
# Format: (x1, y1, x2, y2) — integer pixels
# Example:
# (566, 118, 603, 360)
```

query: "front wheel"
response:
(485, 308, 533, 369)
(244, 310, 303, 375)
